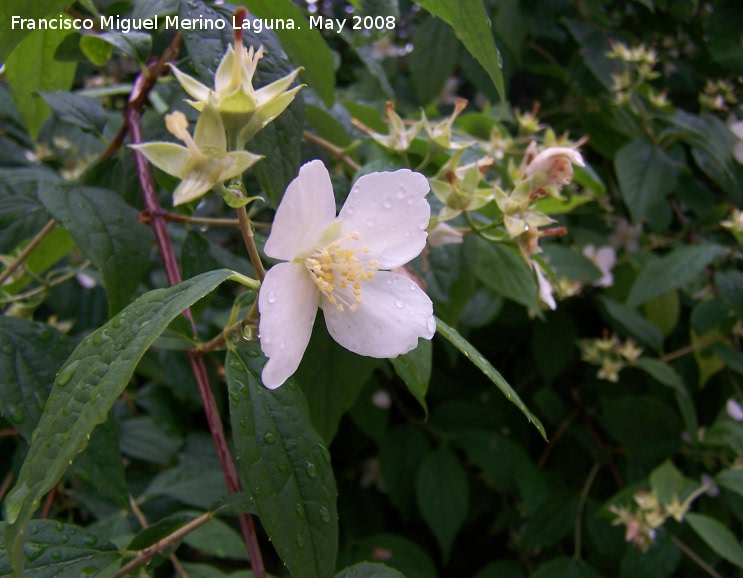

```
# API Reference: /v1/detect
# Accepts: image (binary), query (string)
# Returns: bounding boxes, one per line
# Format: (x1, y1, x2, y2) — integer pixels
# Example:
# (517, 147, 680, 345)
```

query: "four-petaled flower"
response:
(258, 160, 436, 389)
(130, 106, 261, 206)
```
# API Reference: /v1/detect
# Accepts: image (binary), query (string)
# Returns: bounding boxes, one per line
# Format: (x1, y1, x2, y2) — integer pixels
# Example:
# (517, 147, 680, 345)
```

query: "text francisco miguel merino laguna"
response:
(10, 14, 303, 33)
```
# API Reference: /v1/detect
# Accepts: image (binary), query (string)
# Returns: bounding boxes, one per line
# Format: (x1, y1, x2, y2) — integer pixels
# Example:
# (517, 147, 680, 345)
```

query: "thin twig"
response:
(236, 206, 266, 281)
(303, 130, 360, 171)
(573, 462, 601, 560)
(0, 472, 13, 503)
(111, 512, 213, 578)
(0, 219, 56, 286)
(139, 209, 241, 229)
(671, 535, 724, 578)
(661, 336, 724, 363)
(40, 484, 57, 519)
(129, 496, 189, 578)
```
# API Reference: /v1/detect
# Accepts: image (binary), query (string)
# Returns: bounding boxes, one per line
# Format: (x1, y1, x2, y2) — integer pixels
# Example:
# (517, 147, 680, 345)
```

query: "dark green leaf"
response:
(391, 339, 432, 417)
(717, 469, 743, 499)
(2, 269, 244, 574)
(78, 35, 113, 66)
(619, 532, 681, 578)
(90, 31, 152, 64)
(183, 516, 249, 561)
(118, 416, 183, 465)
(379, 425, 430, 519)
(520, 493, 578, 550)
(649, 460, 685, 505)
(626, 244, 726, 308)
(415, 0, 505, 102)
(476, 241, 540, 311)
(711, 343, 743, 376)
(335, 562, 406, 578)
(435, 317, 547, 439)
(0, 1, 74, 62)
(347, 534, 436, 578)
(226, 343, 338, 578)
(295, 321, 381, 442)
(415, 448, 468, 562)
(5, 26, 77, 139)
(635, 358, 683, 389)
(532, 557, 603, 578)
(39, 91, 107, 134)
(597, 297, 664, 352)
(71, 418, 127, 508)
(0, 317, 73, 440)
(0, 520, 120, 577)
(236, 0, 335, 107)
(615, 140, 679, 223)
(685, 512, 743, 569)
(38, 185, 154, 316)
(409, 17, 460, 105)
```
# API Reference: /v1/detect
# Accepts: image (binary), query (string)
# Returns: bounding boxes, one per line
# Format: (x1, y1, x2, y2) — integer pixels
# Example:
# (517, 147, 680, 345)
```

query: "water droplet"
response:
(267, 291, 277, 304)
(319, 506, 331, 523)
(279, 338, 286, 350)
(427, 318, 436, 333)
(232, 379, 246, 392)
(365, 217, 377, 227)
(23, 542, 44, 562)
(295, 503, 306, 518)
(111, 315, 123, 329)
(229, 357, 242, 370)
(295, 535, 305, 548)
(92, 329, 110, 346)
(57, 360, 79, 386)
(263, 432, 275, 444)
(346, 205, 355, 215)
(276, 460, 289, 475)
(409, 284, 417, 291)
(382, 197, 393, 209)
(305, 462, 317, 478)
(395, 186, 406, 199)
(83, 535, 98, 546)
(496, 49, 504, 68)
(395, 299, 404, 309)
(50, 550, 62, 560)
(28, 525, 39, 536)
(253, 486, 263, 497)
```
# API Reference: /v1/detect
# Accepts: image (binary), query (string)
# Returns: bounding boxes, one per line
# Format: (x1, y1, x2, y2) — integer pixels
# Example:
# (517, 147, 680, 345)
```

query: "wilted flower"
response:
(131, 106, 261, 206)
(170, 39, 303, 148)
(524, 146, 585, 189)
(258, 160, 436, 389)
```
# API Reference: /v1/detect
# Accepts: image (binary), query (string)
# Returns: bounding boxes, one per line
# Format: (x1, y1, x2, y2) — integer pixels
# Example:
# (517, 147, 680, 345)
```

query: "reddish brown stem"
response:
(124, 35, 266, 578)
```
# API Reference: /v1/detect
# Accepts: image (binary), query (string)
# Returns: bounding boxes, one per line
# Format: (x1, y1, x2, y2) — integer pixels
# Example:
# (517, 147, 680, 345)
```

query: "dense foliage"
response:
(1, 0, 742, 577)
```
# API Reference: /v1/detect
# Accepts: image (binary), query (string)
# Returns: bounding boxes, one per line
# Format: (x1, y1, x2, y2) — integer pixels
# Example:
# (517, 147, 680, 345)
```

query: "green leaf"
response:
(597, 297, 664, 352)
(391, 338, 432, 417)
(415, 448, 468, 562)
(235, 0, 335, 107)
(711, 343, 743, 376)
(686, 512, 743, 569)
(348, 534, 436, 578)
(649, 460, 685, 505)
(476, 241, 540, 311)
(635, 358, 683, 389)
(295, 322, 381, 442)
(335, 562, 406, 578)
(5, 25, 77, 139)
(2, 269, 246, 575)
(626, 244, 726, 308)
(71, 418, 127, 508)
(643, 290, 679, 336)
(38, 185, 154, 316)
(409, 16, 460, 105)
(119, 416, 183, 465)
(615, 140, 679, 223)
(39, 91, 108, 134)
(183, 515, 249, 561)
(0, 317, 73, 441)
(619, 532, 681, 578)
(0, 1, 74, 62)
(435, 317, 547, 439)
(85, 31, 152, 64)
(78, 34, 113, 66)
(520, 493, 578, 550)
(379, 426, 430, 519)
(0, 520, 120, 578)
(225, 343, 338, 578)
(414, 0, 505, 103)
(716, 468, 743, 499)
(532, 557, 603, 578)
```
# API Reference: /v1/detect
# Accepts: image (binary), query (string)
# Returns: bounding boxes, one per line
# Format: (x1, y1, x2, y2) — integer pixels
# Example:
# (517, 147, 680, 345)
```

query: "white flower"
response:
(582, 244, 616, 287)
(525, 146, 585, 187)
(534, 264, 556, 310)
(731, 122, 743, 165)
(428, 222, 464, 247)
(727, 399, 743, 421)
(258, 160, 436, 389)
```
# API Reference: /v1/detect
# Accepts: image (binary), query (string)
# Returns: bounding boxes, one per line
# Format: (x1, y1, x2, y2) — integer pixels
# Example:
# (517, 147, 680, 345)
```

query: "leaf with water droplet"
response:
(225, 343, 338, 578)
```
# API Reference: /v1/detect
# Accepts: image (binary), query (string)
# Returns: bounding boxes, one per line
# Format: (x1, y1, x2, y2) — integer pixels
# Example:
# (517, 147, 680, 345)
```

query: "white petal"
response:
(338, 170, 430, 269)
(428, 222, 463, 248)
(264, 160, 337, 261)
(169, 64, 212, 103)
(321, 271, 435, 358)
(258, 262, 319, 389)
(535, 265, 557, 310)
(525, 147, 585, 177)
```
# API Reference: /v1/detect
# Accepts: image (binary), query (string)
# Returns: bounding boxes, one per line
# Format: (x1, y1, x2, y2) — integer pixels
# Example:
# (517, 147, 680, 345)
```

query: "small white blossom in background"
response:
(582, 244, 616, 287)
(609, 218, 642, 252)
(371, 390, 392, 410)
(258, 160, 436, 389)
(427, 222, 464, 248)
(727, 398, 743, 421)
(721, 207, 743, 237)
(732, 122, 743, 164)
(534, 264, 556, 311)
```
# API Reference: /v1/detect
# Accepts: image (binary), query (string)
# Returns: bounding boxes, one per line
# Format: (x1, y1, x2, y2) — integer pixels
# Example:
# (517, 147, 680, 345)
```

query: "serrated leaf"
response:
(0, 317, 74, 441)
(0, 520, 120, 578)
(476, 241, 540, 311)
(225, 343, 338, 578)
(38, 185, 154, 316)
(414, 0, 504, 103)
(295, 322, 381, 442)
(626, 244, 726, 308)
(335, 562, 407, 578)
(5, 26, 77, 139)
(435, 317, 547, 439)
(410, 17, 460, 105)
(2, 269, 245, 575)
(0, 1, 74, 62)
(615, 140, 679, 223)
(686, 512, 743, 569)
(235, 0, 335, 107)
(39, 91, 107, 134)
(391, 338, 432, 417)
(415, 447, 468, 562)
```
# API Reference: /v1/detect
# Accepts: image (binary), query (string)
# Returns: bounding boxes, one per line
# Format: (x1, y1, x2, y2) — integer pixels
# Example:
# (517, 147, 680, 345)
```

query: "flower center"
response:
(304, 231, 380, 313)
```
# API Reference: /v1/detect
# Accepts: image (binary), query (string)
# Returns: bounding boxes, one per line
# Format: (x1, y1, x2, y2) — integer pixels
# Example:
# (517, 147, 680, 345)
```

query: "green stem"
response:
(0, 219, 57, 286)
(574, 462, 601, 560)
(237, 205, 266, 282)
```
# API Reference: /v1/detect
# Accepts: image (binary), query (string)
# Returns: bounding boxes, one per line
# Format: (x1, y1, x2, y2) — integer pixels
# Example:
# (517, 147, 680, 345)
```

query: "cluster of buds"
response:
(610, 480, 714, 551)
(132, 9, 302, 208)
(699, 79, 738, 112)
(580, 333, 643, 382)
(606, 41, 666, 108)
